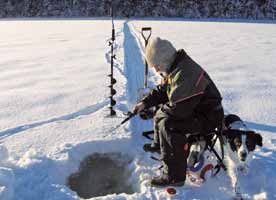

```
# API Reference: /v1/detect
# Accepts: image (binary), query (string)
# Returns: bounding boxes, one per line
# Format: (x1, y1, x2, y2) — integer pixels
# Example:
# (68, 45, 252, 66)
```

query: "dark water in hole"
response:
(67, 153, 135, 199)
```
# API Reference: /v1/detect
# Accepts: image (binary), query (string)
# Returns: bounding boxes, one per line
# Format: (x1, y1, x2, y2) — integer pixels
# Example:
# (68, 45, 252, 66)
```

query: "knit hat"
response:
(145, 37, 176, 72)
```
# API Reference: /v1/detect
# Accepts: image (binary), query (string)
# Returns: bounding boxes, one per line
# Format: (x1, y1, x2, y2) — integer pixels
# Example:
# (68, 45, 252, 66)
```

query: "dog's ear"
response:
(224, 114, 241, 128)
(254, 133, 263, 147)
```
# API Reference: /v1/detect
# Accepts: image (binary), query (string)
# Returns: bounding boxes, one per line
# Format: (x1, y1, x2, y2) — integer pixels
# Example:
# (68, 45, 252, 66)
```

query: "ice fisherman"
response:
(133, 37, 224, 187)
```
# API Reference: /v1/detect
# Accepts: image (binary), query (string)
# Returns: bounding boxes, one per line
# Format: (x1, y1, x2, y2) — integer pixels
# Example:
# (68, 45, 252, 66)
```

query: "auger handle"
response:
(141, 27, 152, 88)
(141, 27, 152, 46)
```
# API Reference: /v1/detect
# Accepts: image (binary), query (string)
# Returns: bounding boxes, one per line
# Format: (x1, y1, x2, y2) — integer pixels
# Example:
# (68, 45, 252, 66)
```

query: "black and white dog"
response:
(223, 114, 263, 199)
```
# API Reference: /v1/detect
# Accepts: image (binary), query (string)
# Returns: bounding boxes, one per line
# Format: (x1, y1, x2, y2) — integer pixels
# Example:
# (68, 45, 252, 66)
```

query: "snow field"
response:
(0, 18, 275, 199)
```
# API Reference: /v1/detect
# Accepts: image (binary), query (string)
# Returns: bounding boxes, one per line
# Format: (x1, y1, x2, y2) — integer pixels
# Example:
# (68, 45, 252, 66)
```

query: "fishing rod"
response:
(113, 111, 136, 130)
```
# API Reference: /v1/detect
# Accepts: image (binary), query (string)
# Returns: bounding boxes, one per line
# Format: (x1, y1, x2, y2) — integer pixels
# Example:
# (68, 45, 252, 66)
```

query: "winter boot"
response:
(143, 143, 160, 153)
(150, 172, 185, 187)
(150, 164, 185, 187)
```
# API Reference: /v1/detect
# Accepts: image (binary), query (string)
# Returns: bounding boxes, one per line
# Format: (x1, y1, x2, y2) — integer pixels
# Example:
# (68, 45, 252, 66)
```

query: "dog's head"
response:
(224, 114, 263, 162)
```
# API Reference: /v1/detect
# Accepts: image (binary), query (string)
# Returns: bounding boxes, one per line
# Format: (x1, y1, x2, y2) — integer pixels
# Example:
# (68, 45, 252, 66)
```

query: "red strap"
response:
(184, 143, 189, 152)
(196, 70, 205, 87)
(199, 164, 214, 180)
(173, 92, 204, 104)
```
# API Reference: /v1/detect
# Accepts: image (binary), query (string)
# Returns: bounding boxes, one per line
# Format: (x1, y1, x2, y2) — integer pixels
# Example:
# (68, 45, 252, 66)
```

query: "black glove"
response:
(139, 108, 154, 120)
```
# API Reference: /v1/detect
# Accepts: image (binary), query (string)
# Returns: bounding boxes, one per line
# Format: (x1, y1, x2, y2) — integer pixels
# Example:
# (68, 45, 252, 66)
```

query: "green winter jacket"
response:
(142, 49, 223, 132)
(167, 51, 209, 105)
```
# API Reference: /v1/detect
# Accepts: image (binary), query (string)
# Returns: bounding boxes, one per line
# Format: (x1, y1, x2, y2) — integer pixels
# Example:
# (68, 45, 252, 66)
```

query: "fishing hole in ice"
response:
(67, 152, 136, 198)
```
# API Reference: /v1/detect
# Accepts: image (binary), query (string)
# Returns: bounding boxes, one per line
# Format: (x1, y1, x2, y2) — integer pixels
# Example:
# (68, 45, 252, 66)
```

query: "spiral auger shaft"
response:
(108, 4, 117, 116)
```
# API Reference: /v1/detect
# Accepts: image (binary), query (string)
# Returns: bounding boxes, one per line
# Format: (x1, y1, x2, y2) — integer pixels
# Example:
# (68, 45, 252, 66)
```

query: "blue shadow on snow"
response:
(246, 121, 276, 134)
(0, 100, 108, 142)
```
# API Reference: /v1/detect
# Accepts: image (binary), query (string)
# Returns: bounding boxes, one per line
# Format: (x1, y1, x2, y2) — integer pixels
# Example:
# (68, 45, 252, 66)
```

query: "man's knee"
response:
(158, 118, 188, 156)
(158, 117, 186, 137)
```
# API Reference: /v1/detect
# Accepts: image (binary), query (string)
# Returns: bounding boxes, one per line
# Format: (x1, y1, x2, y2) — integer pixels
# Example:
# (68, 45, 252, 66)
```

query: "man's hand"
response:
(132, 102, 145, 114)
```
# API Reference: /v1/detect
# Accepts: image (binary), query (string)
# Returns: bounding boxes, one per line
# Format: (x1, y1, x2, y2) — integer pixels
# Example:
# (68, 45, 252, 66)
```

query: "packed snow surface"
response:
(0, 18, 276, 200)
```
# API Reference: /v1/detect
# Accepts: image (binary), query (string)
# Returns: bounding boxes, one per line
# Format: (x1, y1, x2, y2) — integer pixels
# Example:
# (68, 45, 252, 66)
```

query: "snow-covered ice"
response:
(0, 18, 276, 199)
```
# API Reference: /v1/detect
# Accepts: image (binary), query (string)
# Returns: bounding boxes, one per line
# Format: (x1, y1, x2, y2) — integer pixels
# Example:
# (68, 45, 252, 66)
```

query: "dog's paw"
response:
(238, 165, 249, 175)
(234, 192, 243, 200)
